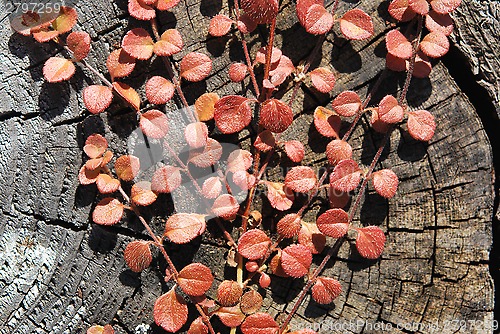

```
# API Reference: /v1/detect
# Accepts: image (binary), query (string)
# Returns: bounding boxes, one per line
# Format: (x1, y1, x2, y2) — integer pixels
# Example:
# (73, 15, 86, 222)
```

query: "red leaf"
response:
(106, 49, 136, 80)
(326, 139, 352, 166)
(128, 0, 156, 21)
(407, 109, 435, 141)
(355, 226, 386, 259)
(281, 244, 312, 278)
(259, 273, 271, 288)
(140, 110, 169, 138)
(188, 317, 208, 334)
(154, 29, 184, 56)
(372, 169, 399, 199)
(311, 277, 342, 304)
(240, 0, 279, 24)
(10, 11, 58, 36)
(370, 109, 391, 133)
(84, 134, 108, 159)
(92, 198, 124, 225)
(217, 280, 243, 306)
(388, 0, 417, 22)
(78, 166, 100, 185)
(232, 171, 255, 191)
(164, 213, 206, 244)
(259, 98, 293, 133)
(66, 31, 91, 61)
(425, 11, 454, 36)
(265, 181, 294, 211)
(32, 27, 59, 43)
(316, 208, 349, 238)
(237, 13, 258, 34)
(254, 130, 276, 152)
(339, 9, 374, 40)
(122, 28, 154, 60)
(151, 166, 182, 193)
(214, 95, 252, 134)
(240, 313, 279, 334)
(385, 53, 407, 72)
(269, 251, 289, 277)
(419, 31, 450, 58)
(202, 177, 222, 199)
(430, 0, 461, 15)
(185, 122, 208, 148)
(145, 76, 175, 105)
(386, 29, 412, 59)
(115, 155, 141, 182)
(43, 57, 75, 83)
(188, 138, 223, 168)
(180, 52, 212, 82)
(329, 159, 362, 192)
(229, 62, 248, 82)
(96, 174, 120, 194)
(310, 67, 335, 93)
(154, 289, 188, 333)
(52, 6, 77, 33)
(408, 0, 429, 15)
(378, 95, 404, 124)
(296, 0, 322, 28)
(83, 85, 113, 114)
(156, 0, 181, 11)
(285, 166, 317, 193)
(195, 93, 219, 121)
(240, 290, 263, 315)
(331, 91, 362, 117)
(284, 140, 305, 163)
(212, 194, 240, 220)
(124, 240, 152, 272)
(411, 51, 432, 78)
(112, 82, 141, 111)
(314, 106, 341, 138)
(304, 4, 334, 35)
(298, 222, 326, 254)
(237, 229, 271, 260)
(131, 181, 157, 206)
(329, 188, 351, 209)
(277, 213, 302, 238)
(227, 149, 253, 173)
(209, 14, 233, 37)
(255, 47, 282, 65)
(269, 55, 295, 79)
(216, 306, 246, 328)
(178, 263, 214, 296)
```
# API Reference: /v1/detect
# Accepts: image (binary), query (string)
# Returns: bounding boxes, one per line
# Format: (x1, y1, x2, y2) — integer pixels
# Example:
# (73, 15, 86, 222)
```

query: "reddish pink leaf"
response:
(106, 49, 136, 80)
(259, 98, 293, 133)
(310, 67, 336, 93)
(128, 0, 156, 21)
(240, 313, 279, 334)
(66, 31, 91, 61)
(298, 222, 326, 254)
(188, 138, 223, 168)
(156, 0, 181, 11)
(209, 14, 233, 37)
(214, 95, 252, 134)
(151, 166, 182, 193)
(238, 229, 271, 260)
(314, 106, 341, 138)
(240, 290, 263, 315)
(178, 263, 213, 296)
(217, 280, 243, 306)
(227, 149, 253, 173)
(52, 6, 77, 33)
(185, 122, 208, 148)
(154, 29, 184, 56)
(112, 82, 141, 111)
(277, 213, 302, 238)
(339, 9, 374, 40)
(259, 273, 271, 288)
(140, 110, 169, 139)
(326, 139, 352, 166)
(311, 277, 342, 304)
(425, 11, 454, 36)
(296, 0, 322, 28)
(232, 171, 255, 191)
(420, 31, 450, 58)
(269, 55, 295, 82)
(84, 134, 108, 159)
(329, 159, 362, 192)
(355, 226, 386, 259)
(10, 11, 58, 36)
(216, 306, 246, 327)
(331, 91, 362, 117)
(265, 181, 294, 211)
(304, 4, 334, 35)
(229, 62, 248, 82)
(254, 130, 276, 152)
(145, 76, 175, 105)
(329, 188, 351, 209)
(237, 13, 258, 34)
(269, 251, 289, 277)
(131, 181, 157, 206)
(43, 57, 75, 83)
(409, 0, 429, 15)
(386, 29, 413, 59)
(281, 244, 312, 278)
(256, 46, 282, 65)
(407, 109, 436, 141)
(411, 51, 432, 78)
(122, 28, 154, 60)
(316, 208, 349, 238)
(240, 0, 279, 24)
(212, 194, 239, 220)
(388, 0, 417, 22)
(124, 240, 152, 272)
(285, 166, 317, 193)
(195, 92, 219, 121)
(83, 85, 113, 114)
(284, 140, 305, 163)
(378, 95, 404, 124)
(96, 174, 120, 194)
(78, 166, 100, 185)
(154, 289, 188, 333)
(164, 213, 206, 244)
(32, 26, 59, 43)
(188, 317, 208, 334)
(372, 169, 399, 199)
(180, 52, 212, 82)
(201, 177, 222, 199)
(115, 155, 141, 182)
(93, 198, 124, 225)
(430, 0, 461, 15)
(385, 53, 407, 72)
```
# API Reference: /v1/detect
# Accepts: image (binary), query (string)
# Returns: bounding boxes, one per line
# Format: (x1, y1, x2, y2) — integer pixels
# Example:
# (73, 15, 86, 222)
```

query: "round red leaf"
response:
(326, 139, 353, 166)
(430, 0, 461, 15)
(386, 29, 413, 59)
(43, 57, 75, 83)
(32, 27, 59, 43)
(202, 177, 222, 199)
(329, 159, 362, 192)
(277, 213, 302, 238)
(420, 31, 450, 58)
(124, 240, 152, 273)
(140, 110, 169, 139)
(214, 95, 252, 134)
(388, 0, 417, 22)
(84, 134, 108, 158)
(425, 11, 454, 36)
(285, 166, 317, 193)
(188, 317, 208, 334)
(115, 155, 141, 181)
(296, 0, 322, 28)
(310, 67, 336, 93)
(407, 109, 436, 141)
(180, 52, 212, 82)
(298, 222, 326, 254)
(52, 6, 77, 33)
(184, 122, 208, 149)
(386, 53, 407, 72)
(256, 46, 282, 65)
(128, 0, 156, 20)
(355, 226, 386, 259)
(195, 92, 219, 121)
(314, 106, 341, 138)
(339, 8, 374, 40)
(156, 0, 181, 11)
(227, 149, 253, 173)
(83, 85, 113, 114)
(265, 181, 294, 211)
(216, 306, 246, 328)
(259, 98, 293, 133)
(237, 13, 258, 34)
(96, 174, 120, 194)
(281, 244, 312, 278)
(311, 277, 342, 304)
(151, 166, 182, 193)
(10, 11, 58, 36)
(372, 169, 399, 199)
(154, 289, 188, 333)
(408, 0, 429, 15)
(217, 280, 243, 306)
(370, 108, 392, 133)
(106, 49, 136, 80)
(188, 138, 223, 168)
(240, 290, 263, 315)
(164, 213, 206, 244)
(131, 181, 157, 206)
(240, 313, 279, 334)
(66, 31, 91, 61)
(316, 208, 349, 238)
(329, 188, 351, 209)
(122, 28, 154, 60)
(178, 263, 214, 296)
(331, 91, 362, 117)
(209, 14, 233, 37)
(411, 51, 432, 78)
(229, 62, 248, 82)
(304, 4, 334, 35)
(240, 0, 279, 24)
(378, 95, 404, 124)
(154, 29, 184, 57)
(92, 198, 124, 226)
(78, 166, 100, 185)
(112, 81, 141, 111)
(284, 140, 305, 163)
(238, 229, 271, 260)
(212, 194, 239, 220)
(254, 130, 276, 152)
(145, 76, 175, 105)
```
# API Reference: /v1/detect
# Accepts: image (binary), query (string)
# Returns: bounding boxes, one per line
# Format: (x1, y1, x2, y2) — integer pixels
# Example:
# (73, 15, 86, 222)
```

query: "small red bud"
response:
(245, 261, 259, 273)
(259, 273, 271, 288)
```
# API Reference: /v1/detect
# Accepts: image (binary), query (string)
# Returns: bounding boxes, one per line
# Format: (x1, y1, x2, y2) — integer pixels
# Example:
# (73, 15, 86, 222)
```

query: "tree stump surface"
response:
(0, 1, 496, 333)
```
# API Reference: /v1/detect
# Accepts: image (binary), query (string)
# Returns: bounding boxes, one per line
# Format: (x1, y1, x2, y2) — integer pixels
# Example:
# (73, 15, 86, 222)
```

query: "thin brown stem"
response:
(399, 15, 423, 105)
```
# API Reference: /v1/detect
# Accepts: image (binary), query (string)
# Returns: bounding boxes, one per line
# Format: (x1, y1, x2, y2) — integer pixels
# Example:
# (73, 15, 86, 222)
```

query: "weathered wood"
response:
(0, 0, 495, 333)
